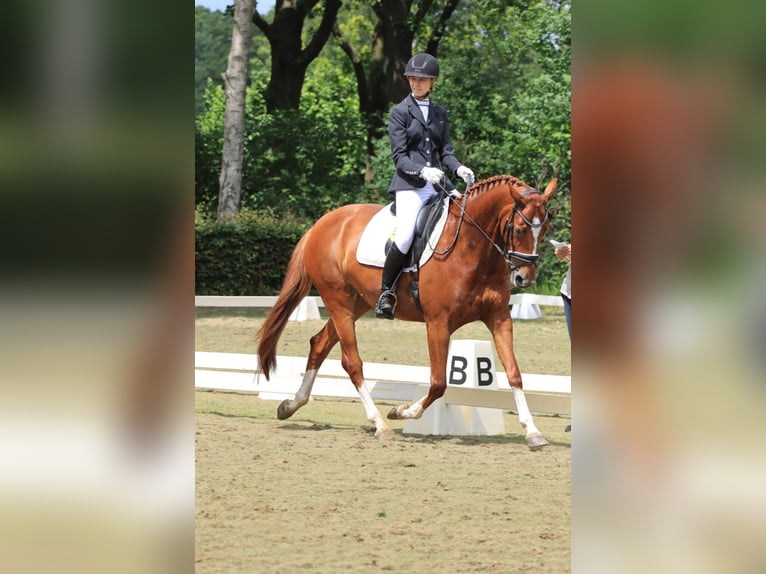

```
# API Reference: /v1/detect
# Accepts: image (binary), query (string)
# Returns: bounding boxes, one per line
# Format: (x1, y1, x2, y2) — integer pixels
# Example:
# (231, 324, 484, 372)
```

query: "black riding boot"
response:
(375, 243, 407, 319)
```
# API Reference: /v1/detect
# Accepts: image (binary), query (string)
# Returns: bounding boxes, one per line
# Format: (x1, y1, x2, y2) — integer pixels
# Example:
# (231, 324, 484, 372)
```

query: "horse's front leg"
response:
(486, 311, 549, 450)
(388, 321, 450, 420)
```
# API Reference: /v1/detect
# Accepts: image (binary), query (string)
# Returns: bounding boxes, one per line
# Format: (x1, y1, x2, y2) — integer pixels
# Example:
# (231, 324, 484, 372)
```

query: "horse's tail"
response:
(256, 232, 313, 379)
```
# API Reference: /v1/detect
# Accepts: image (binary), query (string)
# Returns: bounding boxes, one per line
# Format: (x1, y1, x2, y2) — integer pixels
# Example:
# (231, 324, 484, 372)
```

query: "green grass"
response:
(195, 306, 570, 376)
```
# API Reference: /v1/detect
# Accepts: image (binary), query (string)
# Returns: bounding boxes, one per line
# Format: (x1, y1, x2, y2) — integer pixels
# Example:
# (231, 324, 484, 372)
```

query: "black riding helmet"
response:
(404, 53, 439, 78)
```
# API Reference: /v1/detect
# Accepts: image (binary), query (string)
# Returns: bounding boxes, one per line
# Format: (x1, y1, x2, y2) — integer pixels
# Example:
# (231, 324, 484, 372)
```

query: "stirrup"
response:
(375, 289, 397, 319)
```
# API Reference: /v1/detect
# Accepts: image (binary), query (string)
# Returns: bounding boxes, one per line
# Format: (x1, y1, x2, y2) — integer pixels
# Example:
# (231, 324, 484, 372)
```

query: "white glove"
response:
(457, 165, 475, 186)
(448, 189, 462, 200)
(420, 166, 445, 184)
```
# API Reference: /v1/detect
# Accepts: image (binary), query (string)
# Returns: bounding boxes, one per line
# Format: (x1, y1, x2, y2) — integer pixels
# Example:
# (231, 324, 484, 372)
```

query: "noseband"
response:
(503, 196, 550, 272)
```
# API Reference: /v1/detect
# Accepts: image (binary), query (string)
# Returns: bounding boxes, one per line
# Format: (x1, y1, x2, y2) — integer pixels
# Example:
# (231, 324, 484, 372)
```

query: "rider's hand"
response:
(457, 165, 475, 187)
(448, 189, 462, 200)
(420, 166, 445, 184)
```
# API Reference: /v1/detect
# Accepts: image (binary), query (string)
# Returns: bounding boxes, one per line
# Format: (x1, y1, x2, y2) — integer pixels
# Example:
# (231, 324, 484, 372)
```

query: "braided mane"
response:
(466, 174, 530, 197)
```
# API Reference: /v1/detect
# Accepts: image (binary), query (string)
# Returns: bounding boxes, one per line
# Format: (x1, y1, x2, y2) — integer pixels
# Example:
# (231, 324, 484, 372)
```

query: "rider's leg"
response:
(375, 187, 434, 319)
(375, 242, 407, 319)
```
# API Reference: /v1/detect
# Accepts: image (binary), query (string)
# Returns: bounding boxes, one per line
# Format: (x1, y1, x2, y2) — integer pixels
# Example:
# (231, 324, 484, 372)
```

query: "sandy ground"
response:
(195, 391, 570, 573)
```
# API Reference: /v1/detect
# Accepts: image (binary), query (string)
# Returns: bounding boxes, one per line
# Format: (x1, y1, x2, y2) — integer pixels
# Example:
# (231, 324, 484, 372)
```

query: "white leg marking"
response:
(401, 396, 427, 419)
(295, 369, 317, 404)
(287, 368, 317, 412)
(512, 386, 541, 436)
(357, 381, 390, 433)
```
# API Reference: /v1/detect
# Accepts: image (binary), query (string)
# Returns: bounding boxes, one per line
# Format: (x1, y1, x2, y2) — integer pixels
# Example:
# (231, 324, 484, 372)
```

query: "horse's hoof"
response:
(277, 400, 293, 420)
(526, 433, 549, 450)
(375, 427, 396, 440)
(387, 405, 408, 420)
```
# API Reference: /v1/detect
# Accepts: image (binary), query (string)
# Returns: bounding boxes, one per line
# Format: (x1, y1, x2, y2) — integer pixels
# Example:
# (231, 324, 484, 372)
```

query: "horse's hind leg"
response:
(326, 297, 395, 440)
(388, 320, 451, 420)
(277, 319, 340, 420)
(277, 301, 394, 440)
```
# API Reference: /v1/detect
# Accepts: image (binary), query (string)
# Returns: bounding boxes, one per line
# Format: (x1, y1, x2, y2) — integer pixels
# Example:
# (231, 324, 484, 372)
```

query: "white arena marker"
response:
(401, 385, 469, 436)
(289, 297, 321, 321)
(403, 339, 506, 436)
(511, 298, 543, 320)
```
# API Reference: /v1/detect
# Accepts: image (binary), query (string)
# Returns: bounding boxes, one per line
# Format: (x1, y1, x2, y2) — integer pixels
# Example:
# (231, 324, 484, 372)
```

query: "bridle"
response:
(432, 184, 549, 272)
(502, 195, 550, 271)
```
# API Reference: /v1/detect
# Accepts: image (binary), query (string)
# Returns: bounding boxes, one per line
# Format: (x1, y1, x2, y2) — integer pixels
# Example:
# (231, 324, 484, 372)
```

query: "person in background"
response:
(555, 242, 572, 432)
(375, 52, 475, 319)
(555, 242, 572, 339)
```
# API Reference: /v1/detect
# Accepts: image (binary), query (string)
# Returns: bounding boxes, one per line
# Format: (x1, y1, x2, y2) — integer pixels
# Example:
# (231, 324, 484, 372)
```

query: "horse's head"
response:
(504, 178, 558, 288)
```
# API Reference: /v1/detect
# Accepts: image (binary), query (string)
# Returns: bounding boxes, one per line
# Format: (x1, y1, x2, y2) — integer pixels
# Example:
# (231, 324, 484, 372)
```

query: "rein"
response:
(432, 183, 548, 271)
(429, 190, 467, 256)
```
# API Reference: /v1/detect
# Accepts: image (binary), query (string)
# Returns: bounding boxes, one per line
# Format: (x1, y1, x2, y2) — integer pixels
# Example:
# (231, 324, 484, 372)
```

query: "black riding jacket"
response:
(386, 94, 462, 194)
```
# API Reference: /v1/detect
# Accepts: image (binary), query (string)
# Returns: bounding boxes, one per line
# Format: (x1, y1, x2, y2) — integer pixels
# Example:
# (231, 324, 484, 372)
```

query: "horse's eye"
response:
(514, 226, 525, 237)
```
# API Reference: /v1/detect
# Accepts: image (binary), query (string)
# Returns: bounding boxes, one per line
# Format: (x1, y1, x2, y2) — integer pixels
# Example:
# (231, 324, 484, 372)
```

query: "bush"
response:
(195, 209, 310, 295)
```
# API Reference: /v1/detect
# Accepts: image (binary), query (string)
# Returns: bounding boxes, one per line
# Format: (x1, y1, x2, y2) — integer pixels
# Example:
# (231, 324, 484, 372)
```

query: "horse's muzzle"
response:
(513, 273, 532, 288)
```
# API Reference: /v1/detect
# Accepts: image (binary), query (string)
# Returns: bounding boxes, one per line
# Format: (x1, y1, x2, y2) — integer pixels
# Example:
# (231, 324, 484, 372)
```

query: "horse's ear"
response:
(541, 178, 558, 203)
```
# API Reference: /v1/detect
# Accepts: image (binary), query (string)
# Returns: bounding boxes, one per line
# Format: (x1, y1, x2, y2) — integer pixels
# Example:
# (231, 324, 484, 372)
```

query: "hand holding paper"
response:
(550, 239, 571, 261)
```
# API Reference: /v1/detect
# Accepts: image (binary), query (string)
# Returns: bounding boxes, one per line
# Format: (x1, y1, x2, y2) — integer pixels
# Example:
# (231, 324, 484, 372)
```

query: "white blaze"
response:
(531, 216, 542, 254)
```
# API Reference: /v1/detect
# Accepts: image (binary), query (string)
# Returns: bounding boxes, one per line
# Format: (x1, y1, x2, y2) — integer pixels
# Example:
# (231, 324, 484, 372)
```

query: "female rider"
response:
(375, 53, 475, 319)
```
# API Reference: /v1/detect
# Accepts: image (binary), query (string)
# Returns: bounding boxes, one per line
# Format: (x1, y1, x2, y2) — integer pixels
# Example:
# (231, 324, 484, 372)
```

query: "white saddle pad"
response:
(356, 197, 450, 269)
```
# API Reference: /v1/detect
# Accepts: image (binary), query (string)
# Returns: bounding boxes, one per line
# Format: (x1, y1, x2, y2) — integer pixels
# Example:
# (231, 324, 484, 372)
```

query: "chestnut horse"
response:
(256, 175, 557, 448)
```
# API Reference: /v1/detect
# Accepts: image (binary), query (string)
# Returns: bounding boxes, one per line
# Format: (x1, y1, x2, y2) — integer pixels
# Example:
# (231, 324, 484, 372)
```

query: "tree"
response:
(331, 0, 461, 179)
(195, 6, 233, 114)
(218, 0, 255, 220)
(253, 0, 342, 112)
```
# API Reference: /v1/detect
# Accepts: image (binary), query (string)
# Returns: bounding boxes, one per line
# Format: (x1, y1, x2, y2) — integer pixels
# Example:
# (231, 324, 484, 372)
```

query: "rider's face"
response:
(408, 76, 436, 100)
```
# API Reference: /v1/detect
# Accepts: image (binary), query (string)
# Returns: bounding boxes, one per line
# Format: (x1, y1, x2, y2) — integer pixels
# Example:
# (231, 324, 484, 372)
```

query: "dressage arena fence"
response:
(195, 350, 570, 430)
(195, 295, 569, 434)
(195, 292, 563, 321)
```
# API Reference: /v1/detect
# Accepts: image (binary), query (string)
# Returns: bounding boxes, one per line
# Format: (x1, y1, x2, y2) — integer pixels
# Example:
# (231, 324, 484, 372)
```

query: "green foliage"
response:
(196, 58, 374, 220)
(195, 209, 310, 295)
(195, 80, 226, 213)
(194, 7, 233, 115)
(434, 0, 571, 293)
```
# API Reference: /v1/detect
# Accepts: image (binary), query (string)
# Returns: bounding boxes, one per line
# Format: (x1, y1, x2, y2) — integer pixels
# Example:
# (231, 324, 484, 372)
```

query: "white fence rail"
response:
(195, 293, 562, 308)
(195, 293, 562, 321)
(195, 351, 570, 416)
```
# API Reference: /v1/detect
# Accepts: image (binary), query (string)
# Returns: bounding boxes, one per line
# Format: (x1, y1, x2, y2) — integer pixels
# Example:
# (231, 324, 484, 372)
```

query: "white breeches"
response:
(393, 185, 438, 252)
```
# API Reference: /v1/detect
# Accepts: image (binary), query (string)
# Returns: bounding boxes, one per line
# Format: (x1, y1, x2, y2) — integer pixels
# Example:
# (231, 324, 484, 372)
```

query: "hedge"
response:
(195, 210, 310, 296)
(195, 208, 568, 297)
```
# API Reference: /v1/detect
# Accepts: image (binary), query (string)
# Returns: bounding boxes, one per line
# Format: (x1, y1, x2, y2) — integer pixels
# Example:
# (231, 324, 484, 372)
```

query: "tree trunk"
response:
(335, 0, 456, 164)
(217, 0, 254, 221)
(255, 0, 342, 113)
(378, 0, 415, 106)
(264, 3, 305, 111)
(333, 2, 413, 180)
